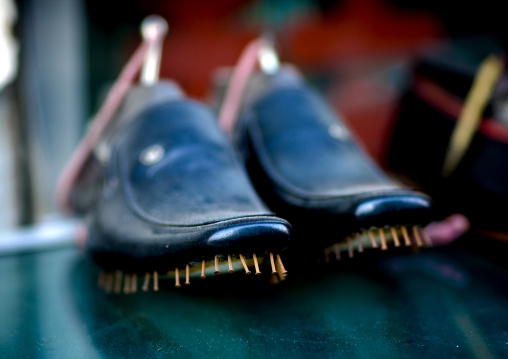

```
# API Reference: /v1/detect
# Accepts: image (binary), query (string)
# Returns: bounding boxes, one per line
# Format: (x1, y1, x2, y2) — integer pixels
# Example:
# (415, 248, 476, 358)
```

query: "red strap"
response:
(413, 77, 508, 144)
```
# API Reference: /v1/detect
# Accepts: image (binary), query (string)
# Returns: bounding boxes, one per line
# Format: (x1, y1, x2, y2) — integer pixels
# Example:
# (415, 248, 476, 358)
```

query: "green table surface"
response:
(1, 237, 507, 359)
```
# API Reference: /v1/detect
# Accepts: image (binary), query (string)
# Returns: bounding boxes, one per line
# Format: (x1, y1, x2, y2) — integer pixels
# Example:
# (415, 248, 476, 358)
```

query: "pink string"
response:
(218, 37, 267, 134)
(55, 41, 149, 213)
(425, 214, 470, 245)
(56, 33, 257, 213)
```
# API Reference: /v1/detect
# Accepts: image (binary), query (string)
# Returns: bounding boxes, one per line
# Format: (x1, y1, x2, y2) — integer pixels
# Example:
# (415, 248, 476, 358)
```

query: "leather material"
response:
(82, 94, 291, 270)
(118, 101, 269, 225)
(246, 87, 399, 197)
(238, 75, 431, 245)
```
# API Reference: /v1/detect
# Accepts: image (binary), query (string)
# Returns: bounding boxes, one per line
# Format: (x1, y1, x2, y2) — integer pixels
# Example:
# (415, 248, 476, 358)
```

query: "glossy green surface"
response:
(1, 240, 508, 358)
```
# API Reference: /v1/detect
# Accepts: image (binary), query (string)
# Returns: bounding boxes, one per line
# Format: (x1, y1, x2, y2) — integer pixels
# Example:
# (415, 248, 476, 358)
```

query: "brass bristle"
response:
(104, 272, 114, 293)
(253, 253, 261, 275)
(391, 227, 401, 247)
(142, 272, 150, 292)
(368, 229, 378, 248)
(114, 271, 123, 294)
(315, 224, 431, 268)
(185, 264, 191, 285)
(347, 237, 354, 258)
(123, 274, 131, 294)
(239, 254, 251, 275)
(201, 260, 206, 279)
(412, 225, 423, 247)
(175, 268, 181, 288)
(227, 255, 234, 274)
(153, 271, 159, 291)
(131, 273, 137, 293)
(401, 226, 411, 246)
(99, 253, 294, 292)
(356, 232, 363, 253)
(269, 252, 277, 274)
(276, 254, 287, 274)
(275, 254, 287, 280)
(379, 228, 388, 250)
(214, 256, 220, 275)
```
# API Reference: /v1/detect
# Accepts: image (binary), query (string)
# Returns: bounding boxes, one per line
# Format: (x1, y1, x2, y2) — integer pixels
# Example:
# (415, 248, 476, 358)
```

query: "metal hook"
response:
(140, 15, 169, 86)
(257, 36, 280, 75)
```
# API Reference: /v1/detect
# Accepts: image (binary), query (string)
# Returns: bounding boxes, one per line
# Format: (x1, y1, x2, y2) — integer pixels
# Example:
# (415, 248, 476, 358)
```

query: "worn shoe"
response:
(56, 18, 290, 292)
(222, 48, 432, 261)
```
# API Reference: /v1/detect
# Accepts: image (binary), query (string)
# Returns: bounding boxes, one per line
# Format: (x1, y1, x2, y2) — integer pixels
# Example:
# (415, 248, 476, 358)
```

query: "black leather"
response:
(237, 72, 431, 247)
(79, 92, 290, 271)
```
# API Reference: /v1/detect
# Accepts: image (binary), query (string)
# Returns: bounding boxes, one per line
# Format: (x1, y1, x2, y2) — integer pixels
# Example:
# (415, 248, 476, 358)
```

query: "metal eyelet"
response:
(139, 144, 165, 165)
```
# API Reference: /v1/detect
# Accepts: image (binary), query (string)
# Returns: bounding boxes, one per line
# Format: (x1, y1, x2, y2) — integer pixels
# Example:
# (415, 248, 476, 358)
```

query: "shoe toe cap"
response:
(207, 218, 291, 253)
(354, 193, 432, 228)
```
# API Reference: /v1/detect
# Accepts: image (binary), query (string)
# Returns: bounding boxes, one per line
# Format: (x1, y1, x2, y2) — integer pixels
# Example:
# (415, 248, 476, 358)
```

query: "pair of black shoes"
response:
(59, 21, 431, 292)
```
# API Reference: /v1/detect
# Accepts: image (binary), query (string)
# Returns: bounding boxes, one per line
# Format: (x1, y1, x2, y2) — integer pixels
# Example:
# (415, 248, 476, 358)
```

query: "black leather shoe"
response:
(234, 67, 432, 261)
(58, 19, 290, 292)
(68, 82, 291, 290)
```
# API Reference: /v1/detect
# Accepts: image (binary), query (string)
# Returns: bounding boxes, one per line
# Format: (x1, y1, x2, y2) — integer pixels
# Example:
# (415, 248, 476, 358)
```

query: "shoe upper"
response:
(235, 69, 432, 240)
(71, 82, 291, 270)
